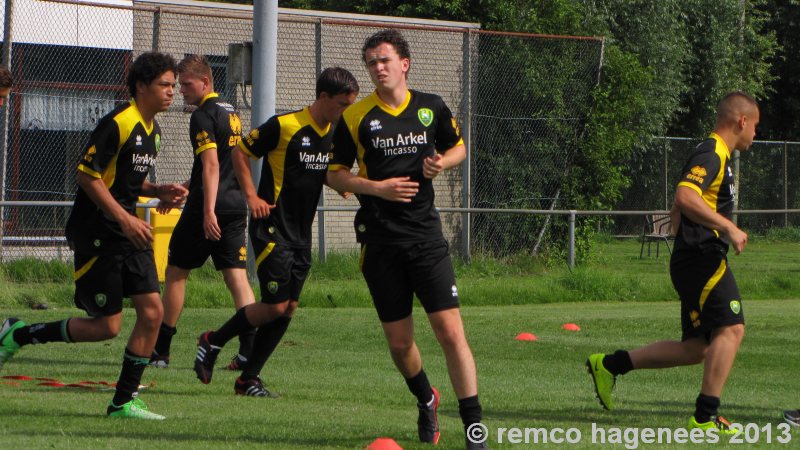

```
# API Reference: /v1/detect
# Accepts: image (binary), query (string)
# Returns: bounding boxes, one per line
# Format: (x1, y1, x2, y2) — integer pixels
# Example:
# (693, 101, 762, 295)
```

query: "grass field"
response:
(2, 237, 799, 309)
(2, 300, 799, 449)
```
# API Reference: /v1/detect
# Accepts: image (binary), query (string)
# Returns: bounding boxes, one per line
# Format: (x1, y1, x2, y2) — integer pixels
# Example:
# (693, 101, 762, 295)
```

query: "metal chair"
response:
(639, 214, 674, 258)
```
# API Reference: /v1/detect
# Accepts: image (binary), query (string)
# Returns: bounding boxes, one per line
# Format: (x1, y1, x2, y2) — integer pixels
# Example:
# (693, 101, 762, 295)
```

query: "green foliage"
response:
(0, 258, 71, 283)
(764, 226, 800, 242)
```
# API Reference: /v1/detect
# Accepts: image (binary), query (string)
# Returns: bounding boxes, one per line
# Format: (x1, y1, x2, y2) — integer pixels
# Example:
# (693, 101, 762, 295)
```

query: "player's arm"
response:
(77, 171, 153, 250)
(199, 149, 221, 240)
(669, 202, 680, 236)
(673, 185, 747, 254)
(232, 146, 275, 219)
(424, 101, 466, 179)
(326, 169, 418, 203)
(423, 143, 465, 179)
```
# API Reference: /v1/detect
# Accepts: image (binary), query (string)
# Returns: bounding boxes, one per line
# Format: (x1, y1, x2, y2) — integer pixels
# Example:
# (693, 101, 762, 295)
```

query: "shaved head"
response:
(716, 91, 758, 126)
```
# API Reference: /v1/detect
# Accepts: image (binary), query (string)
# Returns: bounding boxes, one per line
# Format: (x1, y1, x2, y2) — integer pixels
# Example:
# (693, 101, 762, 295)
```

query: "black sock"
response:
(602, 349, 633, 376)
(111, 348, 149, 406)
(209, 307, 253, 347)
(405, 369, 434, 405)
(694, 393, 720, 423)
(237, 328, 257, 361)
(13, 319, 71, 346)
(153, 323, 177, 357)
(458, 395, 483, 428)
(241, 316, 291, 380)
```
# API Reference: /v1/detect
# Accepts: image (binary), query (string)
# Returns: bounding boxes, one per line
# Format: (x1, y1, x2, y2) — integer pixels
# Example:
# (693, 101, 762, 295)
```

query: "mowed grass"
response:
(2, 237, 799, 309)
(2, 300, 800, 449)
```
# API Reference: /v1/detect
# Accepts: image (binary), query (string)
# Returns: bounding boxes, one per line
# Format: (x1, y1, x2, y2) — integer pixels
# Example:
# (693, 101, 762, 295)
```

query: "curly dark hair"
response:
(0, 66, 12, 89)
(361, 29, 411, 63)
(127, 52, 177, 98)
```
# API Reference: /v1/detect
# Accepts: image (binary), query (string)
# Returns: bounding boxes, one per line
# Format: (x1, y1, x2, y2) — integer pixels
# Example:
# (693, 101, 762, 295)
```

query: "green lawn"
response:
(2, 238, 799, 309)
(2, 301, 800, 449)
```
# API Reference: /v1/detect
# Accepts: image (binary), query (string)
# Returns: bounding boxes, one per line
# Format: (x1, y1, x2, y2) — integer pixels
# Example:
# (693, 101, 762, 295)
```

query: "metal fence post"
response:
(568, 210, 576, 269)
(314, 19, 326, 263)
(785, 141, 789, 227)
(460, 30, 472, 263)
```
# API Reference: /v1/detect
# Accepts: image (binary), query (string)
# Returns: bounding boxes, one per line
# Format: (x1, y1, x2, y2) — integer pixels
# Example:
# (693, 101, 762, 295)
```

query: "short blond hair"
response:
(177, 54, 213, 84)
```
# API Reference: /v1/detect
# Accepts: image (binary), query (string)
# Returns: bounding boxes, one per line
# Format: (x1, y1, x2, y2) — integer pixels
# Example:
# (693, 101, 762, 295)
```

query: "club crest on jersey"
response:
(155, 134, 161, 153)
(302, 136, 312, 147)
(370, 119, 382, 131)
(418, 108, 433, 127)
(136, 135, 143, 146)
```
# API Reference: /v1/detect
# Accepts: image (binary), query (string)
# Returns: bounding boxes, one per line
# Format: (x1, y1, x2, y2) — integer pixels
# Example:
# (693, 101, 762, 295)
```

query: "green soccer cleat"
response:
(0, 318, 25, 371)
(586, 353, 615, 410)
(107, 397, 165, 420)
(688, 415, 738, 435)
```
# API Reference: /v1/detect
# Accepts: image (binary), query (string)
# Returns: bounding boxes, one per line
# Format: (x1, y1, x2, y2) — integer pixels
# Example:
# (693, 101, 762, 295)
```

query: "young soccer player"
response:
(587, 92, 758, 434)
(192, 67, 358, 397)
(0, 52, 187, 419)
(149, 55, 256, 370)
(326, 29, 487, 449)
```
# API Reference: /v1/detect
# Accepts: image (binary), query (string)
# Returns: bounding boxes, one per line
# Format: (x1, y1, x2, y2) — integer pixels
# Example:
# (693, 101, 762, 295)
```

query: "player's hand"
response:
(726, 226, 748, 255)
(423, 153, 444, 179)
(155, 200, 181, 214)
(247, 194, 276, 219)
(204, 211, 222, 241)
(120, 214, 154, 250)
(376, 176, 419, 203)
(337, 190, 351, 200)
(157, 183, 188, 205)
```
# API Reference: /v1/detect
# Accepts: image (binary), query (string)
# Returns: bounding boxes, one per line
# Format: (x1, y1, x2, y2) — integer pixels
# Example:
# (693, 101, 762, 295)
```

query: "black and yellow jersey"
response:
(239, 107, 332, 248)
(674, 133, 735, 251)
(66, 100, 161, 254)
(329, 89, 463, 244)
(183, 93, 246, 215)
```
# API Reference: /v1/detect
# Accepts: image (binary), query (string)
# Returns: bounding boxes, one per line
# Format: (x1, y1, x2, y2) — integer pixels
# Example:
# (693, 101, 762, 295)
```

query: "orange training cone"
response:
(366, 438, 403, 450)
(515, 332, 538, 341)
(562, 323, 581, 331)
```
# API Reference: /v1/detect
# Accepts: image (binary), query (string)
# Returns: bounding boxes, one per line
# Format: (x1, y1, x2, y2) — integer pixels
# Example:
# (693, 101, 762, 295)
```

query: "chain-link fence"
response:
(0, 0, 607, 262)
(612, 137, 800, 236)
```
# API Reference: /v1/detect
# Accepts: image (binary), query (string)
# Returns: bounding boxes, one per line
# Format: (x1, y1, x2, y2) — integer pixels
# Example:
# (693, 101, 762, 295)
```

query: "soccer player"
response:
(325, 30, 487, 450)
(0, 66, 12, 107)
(192, 67, 358, 397)
(149, 55, 256, 370)
(587, 92, 758, 433)
(0, 52, 187, 419)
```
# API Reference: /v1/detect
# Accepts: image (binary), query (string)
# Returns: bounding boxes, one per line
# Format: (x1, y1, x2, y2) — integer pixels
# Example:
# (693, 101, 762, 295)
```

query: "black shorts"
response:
(167, 213, 247, 270)
(252, 235, 311, 304)
(360, 239, 459, 323)
(73, 248, 160, 317)
(671, 246, 744, 341)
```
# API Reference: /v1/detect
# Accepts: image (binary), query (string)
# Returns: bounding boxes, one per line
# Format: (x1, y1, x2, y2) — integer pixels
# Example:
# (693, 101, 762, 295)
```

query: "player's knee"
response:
(725, 323, 745, 343)
(284, 301, 298, 317)
(387, 336, 414, 356)
(95, 317, 122, 339)
(139, 301, 164, 326)
(433, 323, 466, 350)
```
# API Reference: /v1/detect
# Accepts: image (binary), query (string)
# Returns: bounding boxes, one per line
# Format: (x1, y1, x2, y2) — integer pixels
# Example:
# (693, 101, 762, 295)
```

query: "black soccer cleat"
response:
(193, 331, 221, 384)
(234, 376, 279, 398)
(418, 386, 440, 444)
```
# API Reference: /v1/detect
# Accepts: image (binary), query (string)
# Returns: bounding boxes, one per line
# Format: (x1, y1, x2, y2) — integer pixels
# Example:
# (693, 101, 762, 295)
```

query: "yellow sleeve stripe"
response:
(73, 256, 99, 281)
(195, 142, 218, 156)
(78, 164, 102, 179)
(677, 181, 702, 195)
(328, 164, 351, 172)
(238, 141, 258, 159)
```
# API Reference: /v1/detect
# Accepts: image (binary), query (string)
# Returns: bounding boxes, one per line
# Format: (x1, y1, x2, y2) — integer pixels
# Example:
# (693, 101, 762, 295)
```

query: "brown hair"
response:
(0, 66, 12, 89)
